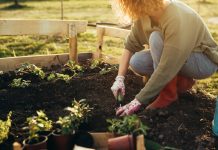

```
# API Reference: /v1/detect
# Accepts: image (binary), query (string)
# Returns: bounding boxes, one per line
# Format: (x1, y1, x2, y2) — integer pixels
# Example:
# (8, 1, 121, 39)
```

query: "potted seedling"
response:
(23, 110, 52, 150)
(0, 112, 14, 150)
(52, 99, 93, 150)
(107, 115, 149, 150)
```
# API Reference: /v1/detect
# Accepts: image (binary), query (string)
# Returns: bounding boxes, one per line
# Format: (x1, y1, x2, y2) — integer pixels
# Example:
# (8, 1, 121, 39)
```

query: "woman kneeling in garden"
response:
(111, 0, 218, 116)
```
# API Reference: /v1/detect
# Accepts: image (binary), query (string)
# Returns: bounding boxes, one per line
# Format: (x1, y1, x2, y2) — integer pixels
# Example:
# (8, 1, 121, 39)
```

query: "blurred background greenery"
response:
(0, 0, 217, 95)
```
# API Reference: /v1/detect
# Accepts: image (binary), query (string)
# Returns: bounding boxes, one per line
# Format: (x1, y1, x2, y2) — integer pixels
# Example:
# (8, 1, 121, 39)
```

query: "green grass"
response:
(0, 0, 217, 95)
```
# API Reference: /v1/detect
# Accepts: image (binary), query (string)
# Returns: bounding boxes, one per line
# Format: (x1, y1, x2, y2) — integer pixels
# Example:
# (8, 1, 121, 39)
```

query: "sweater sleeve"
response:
(124, 20, 148, 53)
(135, 14, 200, 104)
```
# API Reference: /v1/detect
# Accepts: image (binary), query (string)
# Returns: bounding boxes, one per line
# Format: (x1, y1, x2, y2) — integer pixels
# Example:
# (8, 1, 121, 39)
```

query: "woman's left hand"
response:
(116, 98, 142, 116)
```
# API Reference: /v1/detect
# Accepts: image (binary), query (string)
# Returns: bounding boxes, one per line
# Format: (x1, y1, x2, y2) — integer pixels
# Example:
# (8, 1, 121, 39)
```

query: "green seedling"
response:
(16, 63, 45, 79)
(99, 65, 118, 75)
(64, 60, 84, 77)
(9, 78, 31, 88)
(107, 115, 149, 136)
(117, 90, 124, 102)
(0, 111, 12, 144)
(90, 59, 104, 69)
(47, 73, 71, 82)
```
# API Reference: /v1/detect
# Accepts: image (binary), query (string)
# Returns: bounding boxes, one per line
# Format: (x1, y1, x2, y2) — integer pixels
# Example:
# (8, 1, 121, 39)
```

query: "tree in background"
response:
(14, 0, 19, 6)
(3, 0, 27, 9)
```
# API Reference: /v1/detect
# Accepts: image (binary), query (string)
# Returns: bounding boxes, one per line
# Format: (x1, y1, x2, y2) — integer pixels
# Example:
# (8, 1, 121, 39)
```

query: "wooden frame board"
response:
(0, 19, 88, 36)
(0, 53, 95, 72)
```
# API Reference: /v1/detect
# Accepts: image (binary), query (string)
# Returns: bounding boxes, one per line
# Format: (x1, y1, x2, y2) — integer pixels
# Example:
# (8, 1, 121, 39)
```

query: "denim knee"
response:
(129, 51, 154, 76)
(149, 31, 164, 51)
(149, 31, 164, 68)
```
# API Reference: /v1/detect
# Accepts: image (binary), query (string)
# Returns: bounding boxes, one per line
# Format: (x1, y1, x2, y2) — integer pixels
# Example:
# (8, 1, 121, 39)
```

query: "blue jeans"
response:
(129, 31, 218, 79)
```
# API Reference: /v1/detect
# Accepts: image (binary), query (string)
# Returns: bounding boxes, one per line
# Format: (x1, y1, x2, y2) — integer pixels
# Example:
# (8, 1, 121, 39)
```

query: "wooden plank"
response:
(13, 142, 22, 150)
(0, 53, 93, 72)
(0, 54, 69, 72)
(97, 25, 130, 39)
(137, 135, 146, 150)
(0, 19, 87, 36)
(95, 26, 105, 59)
(69, 24, 78, 62)
(90, 132, 114, 149)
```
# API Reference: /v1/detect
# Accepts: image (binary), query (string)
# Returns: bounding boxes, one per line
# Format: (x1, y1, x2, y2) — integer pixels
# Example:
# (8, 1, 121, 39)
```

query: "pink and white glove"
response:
(116, 99, 142, 116)
(111, 76, 125, 99)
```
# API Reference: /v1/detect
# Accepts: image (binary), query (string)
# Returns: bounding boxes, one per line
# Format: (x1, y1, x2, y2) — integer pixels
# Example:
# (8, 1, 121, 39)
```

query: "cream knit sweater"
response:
(124, 0, 218, 104)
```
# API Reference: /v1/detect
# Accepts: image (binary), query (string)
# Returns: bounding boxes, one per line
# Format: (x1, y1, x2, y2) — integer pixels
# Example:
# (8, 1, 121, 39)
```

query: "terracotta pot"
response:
(23, 136, 47, 150)
(52, 130, 74, 150)
(37, 131, 53, 150)
(73, 131, 94, 148)
(108, 134, 135, 150)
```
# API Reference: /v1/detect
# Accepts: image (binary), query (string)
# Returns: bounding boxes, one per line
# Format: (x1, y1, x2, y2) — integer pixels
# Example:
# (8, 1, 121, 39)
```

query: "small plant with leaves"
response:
(9, 78, 31, 88)
(0, 111, 12, 144)
(26, 110, 53, 141)
(107, 115, 149, 136)
(64, 60, 84, 77)
(99, 65, 118, 75)
(56, 99, 93, 135)
(90, 59, 104, 70)
(16, 63, 45, 79)
(47, 73, 71, 82)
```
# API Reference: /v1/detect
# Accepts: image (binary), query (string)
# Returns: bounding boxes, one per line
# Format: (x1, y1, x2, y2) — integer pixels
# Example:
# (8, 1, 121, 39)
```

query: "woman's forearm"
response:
(118, 49, 133, 76)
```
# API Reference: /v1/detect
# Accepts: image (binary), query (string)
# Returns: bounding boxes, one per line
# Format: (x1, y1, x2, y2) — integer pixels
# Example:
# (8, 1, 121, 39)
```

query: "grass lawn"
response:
(0, 0, 217, 95)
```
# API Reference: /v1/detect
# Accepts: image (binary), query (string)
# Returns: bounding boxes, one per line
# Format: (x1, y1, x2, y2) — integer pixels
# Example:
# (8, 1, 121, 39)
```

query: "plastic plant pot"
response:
(23, 136, 47, 150)
(108, 134, 135, 150)
(52, 130, 74, 150)
(37, 131, 53, 150)
(0, 134, 15, 150)
(73, 131, 94, 148)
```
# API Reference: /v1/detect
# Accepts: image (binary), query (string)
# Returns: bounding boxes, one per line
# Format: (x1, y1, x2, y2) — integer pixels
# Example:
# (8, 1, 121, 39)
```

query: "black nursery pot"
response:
(23, 136, 47, 150)
(37, 131, 53, 150)
(108, 134, 135, 150)
(52, 130, 74, 150)
(0, 134, 15, 150)
(73, 131, 94, 148)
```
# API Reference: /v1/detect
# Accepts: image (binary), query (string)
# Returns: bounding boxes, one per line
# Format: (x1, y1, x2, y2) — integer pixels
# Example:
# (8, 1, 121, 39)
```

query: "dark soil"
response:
(0, 62, 216, 150)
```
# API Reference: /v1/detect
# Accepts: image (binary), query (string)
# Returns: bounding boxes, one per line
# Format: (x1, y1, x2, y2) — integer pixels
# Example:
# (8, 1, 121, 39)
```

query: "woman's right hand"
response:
(111, 76, 125, 99)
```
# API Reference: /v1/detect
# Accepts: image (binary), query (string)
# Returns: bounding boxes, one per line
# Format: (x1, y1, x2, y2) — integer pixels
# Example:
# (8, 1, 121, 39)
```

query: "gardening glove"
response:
(111, 76, 125, 100)
(116, 98, 142, 116)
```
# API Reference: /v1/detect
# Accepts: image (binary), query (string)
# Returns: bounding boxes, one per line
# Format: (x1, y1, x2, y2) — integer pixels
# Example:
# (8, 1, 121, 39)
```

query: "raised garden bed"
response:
(0, 59, 216, 150)
(0, 19, 217, 150)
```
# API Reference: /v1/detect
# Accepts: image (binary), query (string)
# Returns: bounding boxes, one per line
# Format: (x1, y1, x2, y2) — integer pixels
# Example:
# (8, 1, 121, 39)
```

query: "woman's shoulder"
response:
(161, 0, 201, 25)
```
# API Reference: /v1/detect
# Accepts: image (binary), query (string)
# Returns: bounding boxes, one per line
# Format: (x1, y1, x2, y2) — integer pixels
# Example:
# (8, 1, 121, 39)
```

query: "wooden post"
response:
(95, 26, 105, 59)
(69, 23, 78, 62)
(61, 0, 64, 20)
(137, 135, 146, 150)
(13, 142, 22, 150)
